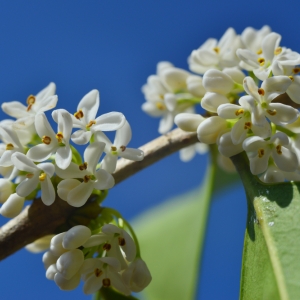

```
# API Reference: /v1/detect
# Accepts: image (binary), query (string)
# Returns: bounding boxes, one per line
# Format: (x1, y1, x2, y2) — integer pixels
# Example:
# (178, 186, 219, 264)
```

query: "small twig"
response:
(0, 128, 197, 261)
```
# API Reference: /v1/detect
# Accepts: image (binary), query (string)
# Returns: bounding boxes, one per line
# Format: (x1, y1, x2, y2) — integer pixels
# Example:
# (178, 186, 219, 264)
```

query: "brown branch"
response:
(0, 128, 197, 261)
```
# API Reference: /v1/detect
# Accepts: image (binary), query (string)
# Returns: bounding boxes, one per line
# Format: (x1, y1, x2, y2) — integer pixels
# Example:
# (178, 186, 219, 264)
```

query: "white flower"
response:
(188, 28, 242, 74)
(62, 225, 91, 250)
(237, 32, 300, 80)
(95, 121, 144, 173)
(259, 164, 300, 183)
(56, 142, 114, 207)
(11, 152, 55, 205)
(174, 113, 204, 132)
(81, 257, 130, 295)
(25, 235, 55, 253)
(122, 258, 152, 293)
(0, 193, 25, 218)
(179, 143, 209, 162)
(243, 132, 298, 175)
(242, 76, 298, 125)
(27, 111, 73, 169)
(1, 82, 58, 128)
(217, 132, 243, 157)
(0, 178, 14, 203)
(71, 90, 126, 145)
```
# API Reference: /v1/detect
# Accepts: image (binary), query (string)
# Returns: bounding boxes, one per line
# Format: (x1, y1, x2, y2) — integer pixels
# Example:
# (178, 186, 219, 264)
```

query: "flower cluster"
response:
(0, 84, 151, 296)
(38, 224, 151, 295)
(142, 26, 300, 182)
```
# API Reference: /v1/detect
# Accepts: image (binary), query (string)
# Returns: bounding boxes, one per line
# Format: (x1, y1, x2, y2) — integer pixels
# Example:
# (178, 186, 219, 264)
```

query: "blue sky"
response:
(0, 1, 298, 299)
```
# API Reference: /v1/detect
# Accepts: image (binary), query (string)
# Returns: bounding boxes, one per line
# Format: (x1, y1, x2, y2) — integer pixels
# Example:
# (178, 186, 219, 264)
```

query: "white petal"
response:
(35, 82, 56, 101)
(25, 235, 54, 253)
(43, 251, 58, 269)
(114, 120, 131, 148)
(41, 176, 56, 206)
(186, 75, 206, 97)
(101, 155, 118, 174)
(0, 179, 14, 203)
(201, 92, 229, 113)
(56, 146, 72, 170)
(109, 271, 131, 296)
(57, 179, 81, 201)
(46, 264, 58, 280)
(141, 102, 164, 117)
(78, 90, 100, 124)
(83, 273, 103, 295)
(67, 181, 94, 207)
(243, 77, 260, 100)
(236, 49, 259, 69)
(119, 148, 144, 161)
(54, 109, 73, 141)
(262, 32, 281, 62)
(164, 93, 177, 111)
(94, 112, 126, 131)
(83, 233, 110, 248)
(54, 272, 81, 291)
(158, 113, 173, 134)
(1, 101, 29, 119)
(287, 76, 300, 104)
(63, 225, 91, 250)
(84, 142, 105, 173)
(37, 163, 55, 177)
(161, 67, 189, 92)
(218, 132, 243, 157)
(217, 103, 241, 119)
(179, 146, 196, 162)
(16, 174, 39, 197)
(27, 144, 55, 162)
(121, 229, 136, 262)
(35, 95, 58, 113)
(0, 193, 25, 218)
(50, 232, 68, 257)
(94, 169, 115, 190)
(11, 152, 38, 173)
(174, 113, 204, 132)
(266, 103, 299, 125)
(272, 147, 298, 172)
(55, 163, 85, 179)
(262, 76, 292, 102)
(71, 129, 92, 145)
(203, 69, 234, 94)
(35, 113, 57, 141)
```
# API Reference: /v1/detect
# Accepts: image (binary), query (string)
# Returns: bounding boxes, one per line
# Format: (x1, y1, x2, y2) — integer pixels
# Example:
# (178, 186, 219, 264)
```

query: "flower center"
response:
(102, 278, 111, 287)
(258, 88, 265, 96)
(74, 109, 84, 119)
(256, 49, 262, 55)
(267, 109, 277, 116)
(118, 237, 126, 246)
(213, 47, 220, 54)
(257, 58, 265, 66)
(103, 243, 111, 251)
(6, 143, 14, 150)
(274, 47, 282, 55)
(289, 76, 294, 82)
(26, 95, 36, 111)
(39, 173, 47, 181)
(42, 136, 52, 145)
(94, 268, 103, 278)
(258, 149, 265, 158)
(244, 122, 252, 130)
(111, 146, 118, 155)
(83, 175, 91, 183)
(235, 108, 244, 116)
(86, 120, 96, 128)
(56, 132, 64, 143)
(276, 145, 282, 155)
(155, 102, 165, 110)
(79, 162, 88, 171)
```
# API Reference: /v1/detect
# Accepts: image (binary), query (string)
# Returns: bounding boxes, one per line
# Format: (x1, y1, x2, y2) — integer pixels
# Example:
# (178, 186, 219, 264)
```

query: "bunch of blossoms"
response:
(143, 25, 300, 182)
(0, 83, 151, 296)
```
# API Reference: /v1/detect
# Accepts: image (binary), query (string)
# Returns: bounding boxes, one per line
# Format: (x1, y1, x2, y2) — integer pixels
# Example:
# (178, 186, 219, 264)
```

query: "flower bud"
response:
(0, 179, 13, 203)
(174, 113, 204, 132)
(54, 272, 81, 291)
(0, 193, 24, 218)
(62, 225, 91, 250)
(203, 69, 234, 94)
(26, 234, 54, 253)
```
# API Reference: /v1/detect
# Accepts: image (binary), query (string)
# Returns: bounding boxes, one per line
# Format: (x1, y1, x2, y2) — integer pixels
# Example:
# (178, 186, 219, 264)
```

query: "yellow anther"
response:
(74, 109, 84, 120)
(94, 268, 103, 278)
(6, 143, 14, 150)
(39, 173, 47, 181)
(26, 173, 34, 179)
(256, 49, 262, 55)
(289, 76, 294, 82)
(267, 109, 277, 116)
(83, 175, 91, 183)
(244, 122, 252, 130)
(276, 145, 282, 155)
(213, 47, 220, 54)
(120, 145, 126, 152)
(293, 67, 300, 74)
(26, 95, 36, 112)
(79, 162, 88, 171)
(257, 58, 265, 66)
(156, 102, 165, 110)
(274, 47, 282, 55)
(258, 149, 265, 158)
(56, 132, 64, 143)
(118, 237, 126, 246)
(159, 94, 164, 100)
(111, 146, 117, 151)
(258, 88, 265, 96)
(42, 135, 52, 145)
(102, 278, 111, 287)
(86, 120, 96, 128)
(235, 109, 244, 116)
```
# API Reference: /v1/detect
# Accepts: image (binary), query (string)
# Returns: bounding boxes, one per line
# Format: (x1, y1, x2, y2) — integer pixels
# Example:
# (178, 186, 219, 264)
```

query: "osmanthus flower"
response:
(81, 257, 131, 295)
(217, 97, 271, 145)
(216, 132, 243, 158)
(25, 235, 55, 253)
(56, 142, 114, 207)
(0, 178, 14, 203)
(0, 193, 25, 218)
(83, 224, 136, 270)
(27, 110, 72, 169)
(201, 69, 245, 113)
(122, 258, 152, 293)
(242, 132, 298, 175)
(95, 121, 144, 173)
(188, 27, 242, 74)
(240, 25, 271, 54)
(11, 152, 56, 206)
(70, 89, 126, 145)
(1, 82, 58, 129)
(259, 164, 300, 183)
(242, 76, 299, 126)
(236, 32, 300, 80)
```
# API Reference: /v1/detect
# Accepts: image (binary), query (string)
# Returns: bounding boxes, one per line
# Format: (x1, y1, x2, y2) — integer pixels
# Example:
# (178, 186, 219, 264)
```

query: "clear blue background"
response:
(0, 1, 298, 299)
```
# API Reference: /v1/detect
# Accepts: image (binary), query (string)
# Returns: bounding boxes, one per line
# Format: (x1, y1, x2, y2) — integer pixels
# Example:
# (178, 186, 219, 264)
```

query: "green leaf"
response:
(93, 288, 139, 300)
(231, 154, 300, 300)
(132, 162, 215, 300)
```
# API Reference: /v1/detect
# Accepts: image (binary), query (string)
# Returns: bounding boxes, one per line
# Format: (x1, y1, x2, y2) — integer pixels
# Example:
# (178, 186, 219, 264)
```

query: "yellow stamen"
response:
(156, 102, 165, 110)
(102, 278, 111, 287)
(86, 120, 96, 128)
(94, 268, 103, 278)
(56, 132, 64, 143)
(39, 173, 47, 181)
(26, 173, 34, 179)
(276, 145, 282, 155)
(274, 47, 282, 55)
(120, 145, 126, 152)
(267, 109, 277, 116)
(74, 109, 84, 119)
(257, 58, 265, 66)
(256, 49, 262, 55)
(26, 95, 36, 112)
(235, 109, 244, 116)
(289, 75, 294, 82)
(213, 47, 220, 54)
(244, 122, 252, 130)
(83, 175, 91, 183)
(258, 88, 265, 96)
(258, 149, 265, 158)
(42, 136, 51, 145)
(111, 146, 117, 151)
(79, 162, 88, 171)
(6, 143, 14, 150)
